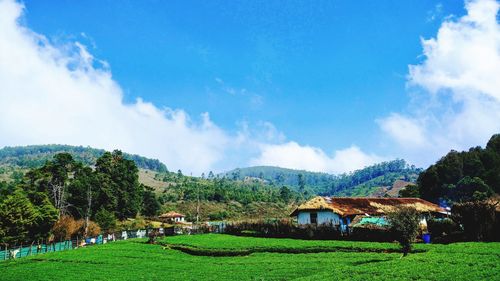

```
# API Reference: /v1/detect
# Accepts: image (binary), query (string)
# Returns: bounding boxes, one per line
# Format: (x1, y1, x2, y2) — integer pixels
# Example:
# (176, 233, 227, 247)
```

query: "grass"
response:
(1, 234, 499, 280)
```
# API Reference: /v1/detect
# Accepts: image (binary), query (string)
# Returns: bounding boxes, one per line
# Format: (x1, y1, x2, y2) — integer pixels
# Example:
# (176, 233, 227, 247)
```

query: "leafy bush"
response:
(224, 219, 342, 240)
(427, 218, 458, 237)
(95, 208, 117, 233)
(452, 201, 498, 241)
(387, 206, 420, 256)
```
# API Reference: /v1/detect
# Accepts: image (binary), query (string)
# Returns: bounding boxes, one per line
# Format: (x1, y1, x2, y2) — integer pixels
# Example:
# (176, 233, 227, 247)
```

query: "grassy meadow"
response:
(1, 234, 499, 281)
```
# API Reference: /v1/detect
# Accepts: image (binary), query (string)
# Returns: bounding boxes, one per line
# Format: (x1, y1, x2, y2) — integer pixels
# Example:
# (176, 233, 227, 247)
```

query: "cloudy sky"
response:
(0, 0, 499, 175)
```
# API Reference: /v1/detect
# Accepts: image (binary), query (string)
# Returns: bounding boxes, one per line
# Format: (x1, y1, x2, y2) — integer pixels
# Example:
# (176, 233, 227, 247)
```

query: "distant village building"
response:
(290, 196, 446, 232)
(159, 211, 186, 224)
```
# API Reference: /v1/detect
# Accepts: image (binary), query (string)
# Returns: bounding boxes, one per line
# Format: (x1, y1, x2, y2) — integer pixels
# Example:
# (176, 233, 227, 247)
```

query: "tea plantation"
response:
(1, 234, 499, 280)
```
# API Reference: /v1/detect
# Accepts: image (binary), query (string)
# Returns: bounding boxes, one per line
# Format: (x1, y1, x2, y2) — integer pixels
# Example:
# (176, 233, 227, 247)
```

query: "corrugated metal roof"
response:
(290, 196, 445, 217)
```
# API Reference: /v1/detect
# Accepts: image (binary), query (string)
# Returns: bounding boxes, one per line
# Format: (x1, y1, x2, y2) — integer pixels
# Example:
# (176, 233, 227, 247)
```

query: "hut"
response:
(290, 196, 446, 232)
(159, 211, 186, 224)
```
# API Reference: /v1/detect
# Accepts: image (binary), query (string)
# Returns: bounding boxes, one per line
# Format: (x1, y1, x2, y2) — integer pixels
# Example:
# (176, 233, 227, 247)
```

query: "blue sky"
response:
(20, 0, 461, 151)
(1, 0, 499, 174)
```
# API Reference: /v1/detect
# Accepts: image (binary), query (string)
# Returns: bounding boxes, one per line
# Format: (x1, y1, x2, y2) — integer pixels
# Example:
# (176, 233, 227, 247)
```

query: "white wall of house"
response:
(174, 217, 185, 222)
(297, 211, 341, 225)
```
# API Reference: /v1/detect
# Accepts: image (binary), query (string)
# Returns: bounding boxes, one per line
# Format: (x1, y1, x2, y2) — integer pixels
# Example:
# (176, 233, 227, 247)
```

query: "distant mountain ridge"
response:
(0, 145, 421, 197)
(223, 159, 422, 196)
(0, 144, 167, 172)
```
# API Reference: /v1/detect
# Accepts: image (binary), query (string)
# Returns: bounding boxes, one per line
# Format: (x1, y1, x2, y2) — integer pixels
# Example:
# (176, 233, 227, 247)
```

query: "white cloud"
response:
(250, 142, 383, 174)
(377, 113, 428, 149)
(379, 0, 500, 167)
(0, 0, 385, 175)
(427, 3, 443, 22)
(0, 0, 230, 174)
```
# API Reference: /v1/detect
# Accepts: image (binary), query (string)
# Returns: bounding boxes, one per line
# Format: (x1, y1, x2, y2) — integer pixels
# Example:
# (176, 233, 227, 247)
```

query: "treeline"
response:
(153, 171, 301, 222)
(0, 144, 167, 172)
(225, 160, 421, 196)
(416, 134, 500, 203)
(157, 171, 301, 206)
(0, 151, 161, 245)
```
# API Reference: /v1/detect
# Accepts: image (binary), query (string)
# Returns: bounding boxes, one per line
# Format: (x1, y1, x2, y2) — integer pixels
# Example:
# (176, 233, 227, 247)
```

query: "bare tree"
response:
(50, 183, 69, 217)
(84, 184, 92, 237)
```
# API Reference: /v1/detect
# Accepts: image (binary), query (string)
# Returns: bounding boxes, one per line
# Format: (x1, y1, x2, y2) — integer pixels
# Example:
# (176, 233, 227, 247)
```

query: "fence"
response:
(0, 227, 173, 261)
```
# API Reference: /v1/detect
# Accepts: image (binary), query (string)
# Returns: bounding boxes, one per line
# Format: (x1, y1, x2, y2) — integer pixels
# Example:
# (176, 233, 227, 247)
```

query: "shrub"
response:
(85, 221, 101, 237)
(208, 211, 228, 221)
(118, 217, 147, 231)
(452, 201, 498, 241)
(147, 229, 160, 244)
(74, 219, 101, 237)
(427, 218, 458, 237)
(94, 208, 117, 233)
(387, 206, 420, 256)
(51, 216, 79, 240)
(224, 219, 341, 240)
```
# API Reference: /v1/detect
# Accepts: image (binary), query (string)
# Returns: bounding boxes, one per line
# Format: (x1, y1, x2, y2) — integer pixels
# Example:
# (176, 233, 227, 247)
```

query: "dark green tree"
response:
(142, 186, 161, 217)
(451, 176, 493, 202)
(95, 150, 143, 220)
(279, 186, 292, 202)
(94, 208, 117, 234)
(298, 174, 305, 193)
(0, 189, 55, 244)
(398, 184, 420, 198)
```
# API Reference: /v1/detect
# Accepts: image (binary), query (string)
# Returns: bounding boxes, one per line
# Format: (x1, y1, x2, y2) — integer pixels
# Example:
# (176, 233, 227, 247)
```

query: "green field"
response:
(1, 234, 499, 280)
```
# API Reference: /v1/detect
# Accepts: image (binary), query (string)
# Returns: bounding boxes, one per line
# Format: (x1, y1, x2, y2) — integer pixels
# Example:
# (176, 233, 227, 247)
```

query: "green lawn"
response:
(1, 234, 499, 280)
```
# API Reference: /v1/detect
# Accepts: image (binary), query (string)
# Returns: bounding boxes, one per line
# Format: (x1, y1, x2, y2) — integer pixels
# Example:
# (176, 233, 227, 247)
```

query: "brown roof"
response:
(290, 196, 445, 217)
(159, 211, 185, 218)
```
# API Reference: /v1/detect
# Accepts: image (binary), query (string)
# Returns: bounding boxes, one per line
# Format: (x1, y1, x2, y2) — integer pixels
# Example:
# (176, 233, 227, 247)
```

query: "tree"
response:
(0, 190, 39, 245)
(398, 184, 420, 198)
(387, 206, 421, 257)
(94, 208, 117, 234)
(279, 186, 292, 203)
(298, 174, 305, 193)
(95, 150, 143, 219)
(27, 191, 58, 241)
(450, 176, 493, 202)
(142, 186, 161, 217)
(417, 134, 500, 203)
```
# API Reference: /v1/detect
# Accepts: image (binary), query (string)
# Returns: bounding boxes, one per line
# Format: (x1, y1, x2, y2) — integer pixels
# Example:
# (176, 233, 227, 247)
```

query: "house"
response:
(159, 211, 186, 224)
(290, 196, 446, 231)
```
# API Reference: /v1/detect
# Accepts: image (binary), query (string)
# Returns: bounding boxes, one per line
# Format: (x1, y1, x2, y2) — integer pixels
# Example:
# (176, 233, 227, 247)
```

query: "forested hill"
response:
(223, 159, 422, 196)
(0, 144, 167, 172)
(416, 134, 500, 203)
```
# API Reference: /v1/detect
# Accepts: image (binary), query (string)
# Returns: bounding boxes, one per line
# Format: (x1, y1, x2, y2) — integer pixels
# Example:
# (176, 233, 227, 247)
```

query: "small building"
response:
(290, 196, 446, 232)
(159, 211, 186, 224)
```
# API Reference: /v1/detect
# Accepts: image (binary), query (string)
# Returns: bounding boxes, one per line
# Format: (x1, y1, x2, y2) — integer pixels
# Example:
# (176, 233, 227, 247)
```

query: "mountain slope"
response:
(224, 159, 422, 196)
(0, 144, 167, 172)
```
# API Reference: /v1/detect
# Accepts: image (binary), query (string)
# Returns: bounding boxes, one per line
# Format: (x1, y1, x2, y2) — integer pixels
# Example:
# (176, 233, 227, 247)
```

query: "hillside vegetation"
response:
(224, 159, 421, 196)
(0, 144, 167, 172)
(416, 134, 500, 203)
